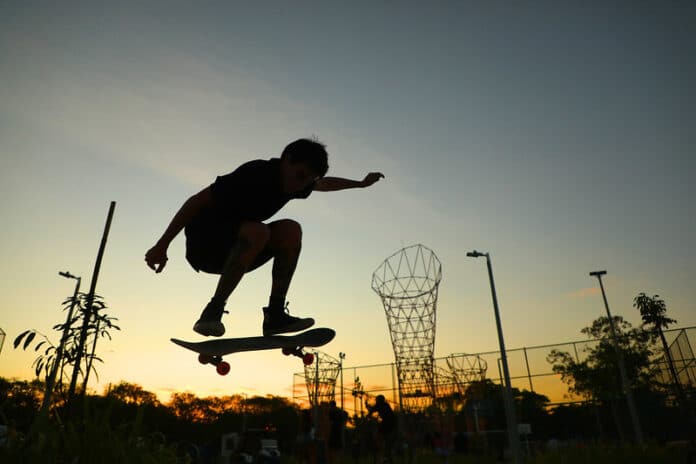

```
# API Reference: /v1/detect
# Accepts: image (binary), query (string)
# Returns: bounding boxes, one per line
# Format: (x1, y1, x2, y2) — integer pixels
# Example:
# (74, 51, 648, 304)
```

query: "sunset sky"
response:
(1, 2, 694, 404)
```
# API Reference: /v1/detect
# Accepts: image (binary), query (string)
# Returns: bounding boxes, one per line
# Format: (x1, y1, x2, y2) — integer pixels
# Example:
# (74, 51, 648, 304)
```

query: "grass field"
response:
(285, 443, 693, 464)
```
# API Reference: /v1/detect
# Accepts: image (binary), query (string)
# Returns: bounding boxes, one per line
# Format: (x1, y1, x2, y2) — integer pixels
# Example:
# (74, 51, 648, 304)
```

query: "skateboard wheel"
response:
(216, 361, 230, 376)
(282, 347, 293, 356)
(302, 353, 314, 366)
(198, 354, 213, 365)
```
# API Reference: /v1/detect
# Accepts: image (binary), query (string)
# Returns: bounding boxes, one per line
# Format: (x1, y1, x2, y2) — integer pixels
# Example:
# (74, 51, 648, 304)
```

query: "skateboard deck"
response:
(171, 327, 335, 375)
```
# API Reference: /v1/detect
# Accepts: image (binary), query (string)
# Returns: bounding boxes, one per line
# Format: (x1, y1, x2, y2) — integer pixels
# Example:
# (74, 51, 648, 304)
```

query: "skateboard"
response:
(171, 327, 335, 376)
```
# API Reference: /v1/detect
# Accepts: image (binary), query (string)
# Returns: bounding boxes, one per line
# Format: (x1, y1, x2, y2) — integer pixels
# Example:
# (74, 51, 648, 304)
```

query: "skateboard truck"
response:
(198, 346, 313, 376)
(198, 354, 231, 375)
(281, 346, 315, 366)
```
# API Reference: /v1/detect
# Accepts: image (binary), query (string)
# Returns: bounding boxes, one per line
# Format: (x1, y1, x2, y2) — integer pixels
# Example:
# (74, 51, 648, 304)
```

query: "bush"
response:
(0, 398, 179, 463)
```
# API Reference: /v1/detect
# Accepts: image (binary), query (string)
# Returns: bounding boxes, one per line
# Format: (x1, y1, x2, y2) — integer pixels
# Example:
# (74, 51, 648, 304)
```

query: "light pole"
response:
(40, 271, 81, 414)
(589, 270, 644, 444)
(468, 250, 521, 464)
(339, 352, 346, 410)
(339, 352, 346, 448)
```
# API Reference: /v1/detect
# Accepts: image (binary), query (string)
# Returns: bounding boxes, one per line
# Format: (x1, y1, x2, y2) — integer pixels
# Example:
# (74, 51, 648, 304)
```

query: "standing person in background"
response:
(367, 395, 396, 463)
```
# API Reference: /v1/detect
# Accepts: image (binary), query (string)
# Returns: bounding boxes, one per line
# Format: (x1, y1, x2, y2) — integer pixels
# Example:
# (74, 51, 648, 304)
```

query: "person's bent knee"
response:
(272, 219, 302, 246)
(238, 221, 271, 249)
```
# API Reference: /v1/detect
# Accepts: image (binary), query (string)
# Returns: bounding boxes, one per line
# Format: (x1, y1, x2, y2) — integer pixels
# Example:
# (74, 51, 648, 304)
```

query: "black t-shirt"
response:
(186, 158, 314, 237)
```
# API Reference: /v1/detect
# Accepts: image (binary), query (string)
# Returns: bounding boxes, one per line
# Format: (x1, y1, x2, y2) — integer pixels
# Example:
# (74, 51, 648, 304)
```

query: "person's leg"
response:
(194, 221, 270, 336)
(213, 221, 271, 302)
(266, 219, 303, 308)
(255, 219, 315, 335)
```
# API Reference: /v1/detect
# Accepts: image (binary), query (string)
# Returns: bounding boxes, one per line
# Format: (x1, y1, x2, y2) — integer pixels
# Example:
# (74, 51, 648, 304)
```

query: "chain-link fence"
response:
(293, 326, 696, 416)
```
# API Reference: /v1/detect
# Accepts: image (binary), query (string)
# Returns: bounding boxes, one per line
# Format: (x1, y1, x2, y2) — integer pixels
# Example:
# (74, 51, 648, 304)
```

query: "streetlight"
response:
(467, 250, 521, 464)
(40, 271, 81, 414)
(339, 352, 346, 410)
(339, 352, 346, 447)
(589, 270, 644, 444)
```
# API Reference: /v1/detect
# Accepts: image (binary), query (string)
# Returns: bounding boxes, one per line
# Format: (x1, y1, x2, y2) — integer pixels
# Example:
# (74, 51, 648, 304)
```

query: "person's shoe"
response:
(262, 303, 314, 336)
(193, 299, 228, 337)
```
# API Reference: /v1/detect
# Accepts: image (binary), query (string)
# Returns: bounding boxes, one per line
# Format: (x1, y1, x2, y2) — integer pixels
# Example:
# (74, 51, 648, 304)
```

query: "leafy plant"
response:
(13, 292, 119, 395)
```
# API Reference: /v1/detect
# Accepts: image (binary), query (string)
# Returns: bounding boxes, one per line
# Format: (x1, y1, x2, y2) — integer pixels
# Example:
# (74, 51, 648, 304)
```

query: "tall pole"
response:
(484, 254, 522, 464)
(339, 352, 345, 410)
(68, 201, 116, 401)
(313, 351, 320, 441)
(590, 270, 644, 445)
(339, 352, 346, 449)
(469, 251, 522, 464)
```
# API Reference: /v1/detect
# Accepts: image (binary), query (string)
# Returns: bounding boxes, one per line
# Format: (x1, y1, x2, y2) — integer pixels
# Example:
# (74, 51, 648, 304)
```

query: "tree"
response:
(633, 293, 682, 401)
(461, 379, 550, 433)
(106, 381, 160, 407)
(0, 378, 45, 430)
(547, 316, 656, 440)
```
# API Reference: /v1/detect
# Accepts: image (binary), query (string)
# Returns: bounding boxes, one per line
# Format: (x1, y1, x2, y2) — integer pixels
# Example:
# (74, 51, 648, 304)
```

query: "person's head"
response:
(375, 394, 386, 404)
(279, 138, 329, 194)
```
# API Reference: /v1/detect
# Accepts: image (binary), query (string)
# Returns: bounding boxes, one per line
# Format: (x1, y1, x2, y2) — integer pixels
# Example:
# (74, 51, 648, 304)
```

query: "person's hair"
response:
(281, 138, 329, 177)
(376, 394, 386, 403)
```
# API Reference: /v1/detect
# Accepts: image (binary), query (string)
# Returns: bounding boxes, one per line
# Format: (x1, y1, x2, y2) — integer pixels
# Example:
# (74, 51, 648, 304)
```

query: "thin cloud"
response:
(3, 41, 318, 188)
(566, 287, 601, 298)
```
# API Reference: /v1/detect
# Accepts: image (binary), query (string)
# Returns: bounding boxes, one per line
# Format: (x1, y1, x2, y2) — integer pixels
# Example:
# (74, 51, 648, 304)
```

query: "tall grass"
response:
(0, 398, 179, 463)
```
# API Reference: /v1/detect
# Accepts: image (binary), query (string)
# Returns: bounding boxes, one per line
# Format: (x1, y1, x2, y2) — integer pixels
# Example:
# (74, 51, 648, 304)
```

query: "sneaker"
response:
(262, 302, 314, 336)
(193, 300, 228, 337)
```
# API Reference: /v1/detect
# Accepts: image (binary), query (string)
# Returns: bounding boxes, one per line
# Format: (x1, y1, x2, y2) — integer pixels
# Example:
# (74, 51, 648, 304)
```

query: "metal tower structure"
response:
(304, 350, 341, 406)
(372, 244, 442, 412)
(446, 353, 488, 395)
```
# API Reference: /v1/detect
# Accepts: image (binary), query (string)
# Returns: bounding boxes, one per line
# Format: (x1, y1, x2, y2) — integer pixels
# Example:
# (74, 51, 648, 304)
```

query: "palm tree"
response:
(633, 293, 682, 402)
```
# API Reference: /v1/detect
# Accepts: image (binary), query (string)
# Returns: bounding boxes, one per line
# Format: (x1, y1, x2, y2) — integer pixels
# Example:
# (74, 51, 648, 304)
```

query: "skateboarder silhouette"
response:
(146, 138, 384, 337)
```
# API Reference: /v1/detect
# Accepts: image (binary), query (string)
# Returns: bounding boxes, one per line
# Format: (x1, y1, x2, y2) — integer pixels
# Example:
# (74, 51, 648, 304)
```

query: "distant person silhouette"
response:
(367, 395, 396, 463)
(328, 400, 348, 462)
(146, 138, 384, 337)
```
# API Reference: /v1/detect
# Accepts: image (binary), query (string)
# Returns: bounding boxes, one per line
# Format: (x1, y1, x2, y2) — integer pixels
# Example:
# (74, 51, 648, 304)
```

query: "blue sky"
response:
(1, 1, 694, 401)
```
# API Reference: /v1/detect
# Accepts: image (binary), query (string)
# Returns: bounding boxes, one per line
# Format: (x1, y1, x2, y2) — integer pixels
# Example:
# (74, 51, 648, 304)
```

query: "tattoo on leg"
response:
(271, 246, 301, 299)
(224, 237, 252, 274)
(213, 237, 252, 301)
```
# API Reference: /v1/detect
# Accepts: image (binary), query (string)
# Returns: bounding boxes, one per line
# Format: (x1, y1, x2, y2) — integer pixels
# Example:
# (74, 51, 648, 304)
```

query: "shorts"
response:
(185, 223, 273, 274)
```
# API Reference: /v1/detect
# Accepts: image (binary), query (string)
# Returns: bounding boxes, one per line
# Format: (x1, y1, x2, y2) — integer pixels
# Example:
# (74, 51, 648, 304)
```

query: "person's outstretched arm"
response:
(145, 186, 212, 273)
(314, 172, 384, 192)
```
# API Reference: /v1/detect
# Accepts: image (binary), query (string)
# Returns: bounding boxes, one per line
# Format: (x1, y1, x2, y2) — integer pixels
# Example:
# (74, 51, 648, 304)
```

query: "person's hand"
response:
(145, 243, 169, 273)
(362, 172, 385, 187)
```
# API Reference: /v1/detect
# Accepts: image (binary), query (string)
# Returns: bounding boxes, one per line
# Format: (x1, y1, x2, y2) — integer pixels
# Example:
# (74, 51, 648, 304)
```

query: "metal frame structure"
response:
(372, 244, 442, 411)
(446, 353, 488, 394)
(304, 350, 341, 406)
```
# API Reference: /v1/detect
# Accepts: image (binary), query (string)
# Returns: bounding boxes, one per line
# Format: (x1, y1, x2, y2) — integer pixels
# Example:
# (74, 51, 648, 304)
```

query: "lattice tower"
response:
(446, 353, 488, 395)
(372, 244, 442, 412)
(303, 350, 341, 406)
(432, 366, 465, 412)
(433, 366, 458, 398)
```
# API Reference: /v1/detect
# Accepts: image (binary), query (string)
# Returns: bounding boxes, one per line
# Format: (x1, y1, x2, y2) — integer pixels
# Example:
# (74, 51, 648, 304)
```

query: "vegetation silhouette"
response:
(3, 289, 694, 461)
(13, 292, 119, 416)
